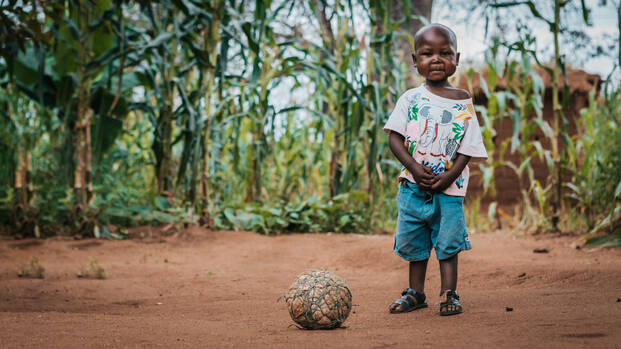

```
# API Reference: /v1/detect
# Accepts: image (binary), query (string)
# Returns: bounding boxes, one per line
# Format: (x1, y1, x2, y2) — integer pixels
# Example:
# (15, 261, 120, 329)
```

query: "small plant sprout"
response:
(77, 258, 107, 279)
(140, 253, 151, 264)
(17, 256, 45, 279)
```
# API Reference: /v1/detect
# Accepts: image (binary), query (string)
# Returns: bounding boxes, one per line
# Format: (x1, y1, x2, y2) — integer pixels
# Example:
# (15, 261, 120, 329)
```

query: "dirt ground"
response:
(0, 227, 620, 349)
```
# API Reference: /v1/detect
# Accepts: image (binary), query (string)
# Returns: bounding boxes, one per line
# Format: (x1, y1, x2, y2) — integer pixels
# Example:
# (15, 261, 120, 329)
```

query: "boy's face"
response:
(412, 27, 460, 83)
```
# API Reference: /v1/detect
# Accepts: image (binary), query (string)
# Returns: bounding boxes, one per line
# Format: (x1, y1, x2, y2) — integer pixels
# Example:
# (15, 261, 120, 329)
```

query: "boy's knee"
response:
(435, 240, 469, 260)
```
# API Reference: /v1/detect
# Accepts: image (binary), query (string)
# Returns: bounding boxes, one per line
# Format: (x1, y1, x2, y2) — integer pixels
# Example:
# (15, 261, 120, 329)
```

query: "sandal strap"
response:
(446, 290, 459, 301)
(440, 290, 463, 315)
(401, 288, 426, 305)
(441, 291, 462, 308)
(392, 297, 413, 308)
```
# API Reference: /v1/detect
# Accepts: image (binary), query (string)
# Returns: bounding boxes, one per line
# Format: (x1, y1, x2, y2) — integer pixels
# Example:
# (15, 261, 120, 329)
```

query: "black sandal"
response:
(440, 290, 463, 316)
(389, 288, 428, 314)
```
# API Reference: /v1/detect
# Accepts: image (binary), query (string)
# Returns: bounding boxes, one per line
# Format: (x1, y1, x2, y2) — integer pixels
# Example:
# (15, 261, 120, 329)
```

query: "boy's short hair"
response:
(414, 23, 457, 51)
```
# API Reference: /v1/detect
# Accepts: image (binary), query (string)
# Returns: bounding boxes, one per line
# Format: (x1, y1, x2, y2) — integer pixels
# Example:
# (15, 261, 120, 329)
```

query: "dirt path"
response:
(0, 228, 619, 348)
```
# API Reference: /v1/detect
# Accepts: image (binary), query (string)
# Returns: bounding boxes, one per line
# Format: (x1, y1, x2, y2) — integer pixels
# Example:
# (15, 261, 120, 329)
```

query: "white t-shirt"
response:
(384, 85, 488, 196)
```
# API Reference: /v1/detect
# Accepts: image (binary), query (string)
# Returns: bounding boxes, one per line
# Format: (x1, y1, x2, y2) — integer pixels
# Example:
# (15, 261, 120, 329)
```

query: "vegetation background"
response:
(0, 0, 619, 246)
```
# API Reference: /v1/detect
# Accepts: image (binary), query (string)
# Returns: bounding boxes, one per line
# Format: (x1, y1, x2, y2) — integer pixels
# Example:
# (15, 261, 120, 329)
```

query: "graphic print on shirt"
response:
(404, 93, 422, 157)
(421, 159, 447, 176)
(403, 93, 473, 175)
(455, 174, 465, 189)
(414, 107, 458, 170)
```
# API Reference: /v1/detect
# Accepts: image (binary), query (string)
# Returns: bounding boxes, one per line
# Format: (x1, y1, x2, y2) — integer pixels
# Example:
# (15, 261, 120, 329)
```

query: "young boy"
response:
(383, 23, 488, 316)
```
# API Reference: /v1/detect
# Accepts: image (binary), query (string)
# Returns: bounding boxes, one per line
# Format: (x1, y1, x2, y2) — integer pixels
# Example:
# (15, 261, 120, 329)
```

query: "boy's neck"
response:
(424, 79, 457, 99)
(425, 79, 452, 90)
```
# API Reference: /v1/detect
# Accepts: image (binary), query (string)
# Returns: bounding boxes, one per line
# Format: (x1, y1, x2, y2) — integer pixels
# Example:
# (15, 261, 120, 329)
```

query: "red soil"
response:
(1, 228, 620, 348)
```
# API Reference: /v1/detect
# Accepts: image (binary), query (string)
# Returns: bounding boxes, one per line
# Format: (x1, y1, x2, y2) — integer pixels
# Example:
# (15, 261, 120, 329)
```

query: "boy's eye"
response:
(422, 52, 432, 56)
(441, 51, 451, 56)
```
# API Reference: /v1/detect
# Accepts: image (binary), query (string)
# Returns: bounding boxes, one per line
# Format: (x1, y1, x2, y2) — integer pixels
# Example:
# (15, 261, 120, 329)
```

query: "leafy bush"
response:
(100, 196, 197, 231)
(214, 191, 372, 235)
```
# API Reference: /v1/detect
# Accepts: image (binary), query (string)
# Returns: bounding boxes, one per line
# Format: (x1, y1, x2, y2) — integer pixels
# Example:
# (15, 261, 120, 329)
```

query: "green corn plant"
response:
(570, 79, 621, 238)
(158, 0, 230, 224)
(568, 2, 621, 241)
(490, 0, 592, 232)
(131, 1, 181, 197)
(226, 0, 303, 202)
(44, 0, 117, 219)
(304, 0, 368, 198)
(502, 41, 552, 231)
(0, 84, 39, 234)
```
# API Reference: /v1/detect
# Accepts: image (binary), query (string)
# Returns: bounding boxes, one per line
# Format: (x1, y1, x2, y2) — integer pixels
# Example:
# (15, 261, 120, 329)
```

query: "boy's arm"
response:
(388, 131, 434, 190)
(431, 154, 471, 192)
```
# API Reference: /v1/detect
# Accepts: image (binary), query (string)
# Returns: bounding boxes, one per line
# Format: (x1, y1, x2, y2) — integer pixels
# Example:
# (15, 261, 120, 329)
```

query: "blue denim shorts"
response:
(394, 180, 471, 261)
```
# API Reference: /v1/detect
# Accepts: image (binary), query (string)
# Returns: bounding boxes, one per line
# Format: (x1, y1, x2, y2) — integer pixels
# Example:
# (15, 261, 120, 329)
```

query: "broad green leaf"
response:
(510, 110, 521, 153)
(154, 197, 173, 210)
(487, 65, 497, 91)
(91, 114, 123, 160)
(584, 233, 621, 247)
(487, 201, 497, 226)
(517, 157, 531, 177)
(95, 0, 113, 16)
(92, 26, 114, 58)
(480, 164, 494, 194)
(53, 41, 77, 74)
(534, 117, 555, 140)
(153, 211, 176, 223)
(13, 52, 38, 86)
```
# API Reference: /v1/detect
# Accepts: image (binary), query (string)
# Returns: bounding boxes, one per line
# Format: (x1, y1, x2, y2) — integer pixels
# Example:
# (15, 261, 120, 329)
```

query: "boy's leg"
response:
(389, 259, 429, 313)
(410, 258, 429, 292)
(390, 181, 432, 313)
(439, 254, 462, 315)
(389, 258, 429, 312)
(431, 193, 469, 315)
(439, 254, 457, 293)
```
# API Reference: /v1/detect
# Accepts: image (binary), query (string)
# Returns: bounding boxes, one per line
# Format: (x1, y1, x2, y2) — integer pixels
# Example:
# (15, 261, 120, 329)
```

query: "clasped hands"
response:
(410, 161, 457, 192)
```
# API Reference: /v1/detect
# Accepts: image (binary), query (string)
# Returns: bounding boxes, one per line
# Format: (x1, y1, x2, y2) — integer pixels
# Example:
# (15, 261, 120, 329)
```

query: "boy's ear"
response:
(411, 53, 417, 67)
(456, 52, 460, 66)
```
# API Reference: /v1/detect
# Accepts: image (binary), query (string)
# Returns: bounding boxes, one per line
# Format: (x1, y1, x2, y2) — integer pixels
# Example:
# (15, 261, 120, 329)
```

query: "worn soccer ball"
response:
(284, 269, 352, 330)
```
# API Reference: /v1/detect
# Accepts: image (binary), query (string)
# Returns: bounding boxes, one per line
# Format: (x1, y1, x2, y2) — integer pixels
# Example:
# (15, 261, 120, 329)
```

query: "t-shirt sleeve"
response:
(383, 93, 409, 137)
(457, 102, 488, 158)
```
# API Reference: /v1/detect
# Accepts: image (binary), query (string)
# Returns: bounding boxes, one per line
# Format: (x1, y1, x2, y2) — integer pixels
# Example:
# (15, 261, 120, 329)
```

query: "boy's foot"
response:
(389, 288, 428, 313)
(440, 290, 463, 316)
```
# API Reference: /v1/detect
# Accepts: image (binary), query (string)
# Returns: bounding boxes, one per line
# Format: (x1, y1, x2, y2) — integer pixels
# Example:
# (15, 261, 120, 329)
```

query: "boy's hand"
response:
(431, 171, 457, 192)
(411, 162, 435, 190)
(388, 131, 435, 190)
(431, 154, 472, 192)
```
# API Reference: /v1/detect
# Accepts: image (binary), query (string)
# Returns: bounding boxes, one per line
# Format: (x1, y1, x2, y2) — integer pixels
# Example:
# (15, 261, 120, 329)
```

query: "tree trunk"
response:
(390, 0, 433, 85)
(151, 5, 177, 198)
(199, 5, 221, 224)
(311, 0, 340, 197)
(157, 103, 174, 195)
(551, 0, 562, 231)
(376, 1, 433, 57)
(15, 148, 27, 207)
(399, 0, 433, 45)
(84, 109, 93, 206)
(74, 0, 94, 221)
